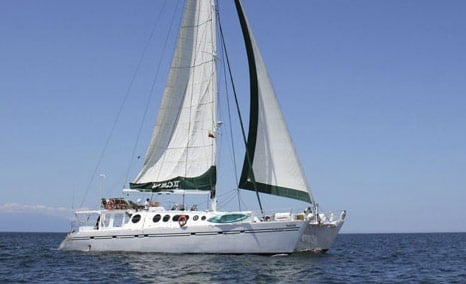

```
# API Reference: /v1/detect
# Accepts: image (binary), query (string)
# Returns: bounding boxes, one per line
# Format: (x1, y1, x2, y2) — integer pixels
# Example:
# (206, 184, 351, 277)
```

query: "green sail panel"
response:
(130, 166, 216, 192)
(235, 0, 314, 204)
(239, 180, 311, 203)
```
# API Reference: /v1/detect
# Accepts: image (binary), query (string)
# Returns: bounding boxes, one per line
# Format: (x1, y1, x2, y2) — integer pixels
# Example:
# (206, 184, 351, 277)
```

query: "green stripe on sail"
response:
(234, 0, 263, 210)
(130, 166, 216, 192)
(239, 179, 311, 203)
(235, 0, 259, 188)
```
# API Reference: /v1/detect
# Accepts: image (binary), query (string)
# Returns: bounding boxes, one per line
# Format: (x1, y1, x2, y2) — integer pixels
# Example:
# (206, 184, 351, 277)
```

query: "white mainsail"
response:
(235, 0, 314, 204)
(131, 0, 217, 191)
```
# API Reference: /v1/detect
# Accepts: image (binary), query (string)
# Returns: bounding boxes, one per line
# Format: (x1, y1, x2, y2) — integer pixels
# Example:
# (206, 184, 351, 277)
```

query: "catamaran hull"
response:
(59, 220, 342, 254)
(295, 222, 344, 252)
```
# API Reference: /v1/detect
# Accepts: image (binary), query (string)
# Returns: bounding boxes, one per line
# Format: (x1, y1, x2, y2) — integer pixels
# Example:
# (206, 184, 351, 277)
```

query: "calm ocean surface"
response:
(0, 232, 464, 283)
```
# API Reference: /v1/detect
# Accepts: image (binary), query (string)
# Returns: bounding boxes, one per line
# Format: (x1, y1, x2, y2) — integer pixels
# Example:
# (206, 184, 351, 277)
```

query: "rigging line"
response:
(78, 0, 170, 208)
(122, 0, 182, 188)
(218, 190, 236, 207)
(217, 190, 237, 209)
(217, 0, 263, 215)
(238, 192, 247, 210)
(217, 6, 241, 211)
(215, 187, 237, 199)
(215, 188, 237, 209)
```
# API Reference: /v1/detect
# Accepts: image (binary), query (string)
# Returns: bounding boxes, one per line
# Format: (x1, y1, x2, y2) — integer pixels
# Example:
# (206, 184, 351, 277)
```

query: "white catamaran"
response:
(60, 0, 346, 254)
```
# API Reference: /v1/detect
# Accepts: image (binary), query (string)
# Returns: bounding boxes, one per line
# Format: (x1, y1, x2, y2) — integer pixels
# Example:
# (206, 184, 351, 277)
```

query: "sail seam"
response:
(171, 58, 215, 69)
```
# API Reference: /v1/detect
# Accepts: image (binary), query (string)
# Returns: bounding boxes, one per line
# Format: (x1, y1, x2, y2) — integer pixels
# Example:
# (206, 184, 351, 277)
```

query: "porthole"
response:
(132, 214, 141, 223)
(193, 215, 199, 221)
(201, 216, 206, 221)
(153, 214, 161, 223)
(163, 215, 170, 222)
(173, 215, 189, 222)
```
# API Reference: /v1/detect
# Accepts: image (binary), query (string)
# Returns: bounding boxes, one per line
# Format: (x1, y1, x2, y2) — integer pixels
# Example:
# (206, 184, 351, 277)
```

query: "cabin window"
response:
(201, 216, 206, 221)
(193, 215, 199, 221)
(163, 215, 170, 222)
(131, 214, 141, 224)
(172, 215, 189, 222)
(101, 214, 111, 228)
(153, 214, 161, 223)
(113, 214, 124, 227)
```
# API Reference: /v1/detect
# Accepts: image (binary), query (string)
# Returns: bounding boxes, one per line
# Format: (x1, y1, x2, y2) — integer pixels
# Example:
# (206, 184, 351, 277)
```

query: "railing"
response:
(312, 210, 347, 224)
(250, 208, 346, 223)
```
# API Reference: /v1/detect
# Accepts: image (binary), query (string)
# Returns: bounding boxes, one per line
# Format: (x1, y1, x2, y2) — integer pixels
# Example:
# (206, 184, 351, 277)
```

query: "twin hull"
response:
(59, 212, 343, 254)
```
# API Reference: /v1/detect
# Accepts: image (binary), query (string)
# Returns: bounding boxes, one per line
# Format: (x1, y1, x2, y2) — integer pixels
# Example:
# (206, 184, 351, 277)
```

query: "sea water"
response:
(0, 232, 464, 283)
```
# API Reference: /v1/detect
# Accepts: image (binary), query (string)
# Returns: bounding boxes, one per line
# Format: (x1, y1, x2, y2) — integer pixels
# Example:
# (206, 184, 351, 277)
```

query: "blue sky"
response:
(1, 0, 465, 233)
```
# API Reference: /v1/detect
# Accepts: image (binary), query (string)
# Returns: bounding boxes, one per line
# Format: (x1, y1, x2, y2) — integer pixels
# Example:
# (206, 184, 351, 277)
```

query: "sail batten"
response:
(131, 0, 217, 192)
(235, 0, 314, 204)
